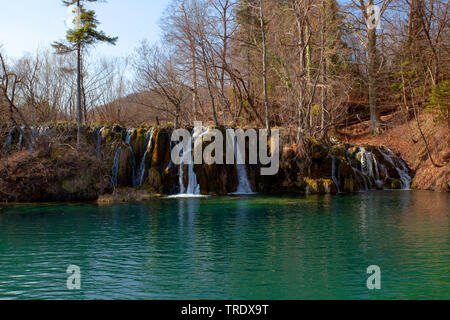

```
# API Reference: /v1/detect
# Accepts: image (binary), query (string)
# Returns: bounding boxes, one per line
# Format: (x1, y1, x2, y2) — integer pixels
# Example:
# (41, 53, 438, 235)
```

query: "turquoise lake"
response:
(0, 191, 448, 300)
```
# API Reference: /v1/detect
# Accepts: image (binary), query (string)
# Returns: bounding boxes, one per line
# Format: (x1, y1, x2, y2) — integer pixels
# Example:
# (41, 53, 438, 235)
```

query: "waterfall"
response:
(137, 128, 155, 187)
(111, 128, 125, 188)
(178, 147, 186, 194)
(232, 135, 254, 195)
(355, 147, 382, 189)
(173, 127, 206, 197)
(397, 159, 412, 190)
(331, 156, 342, 193)
(124, 129, 137, 187)
(379, 147, 411, 190)
(371, 153, 383, 189)
(95, 127, 104, 159)
(185, 154, 200, 195)
(176, 134, 201, 196)
(111, 146, 122, 187)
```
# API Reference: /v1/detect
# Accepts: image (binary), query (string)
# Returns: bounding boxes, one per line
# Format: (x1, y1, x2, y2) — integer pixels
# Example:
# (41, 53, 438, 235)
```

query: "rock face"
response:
(0, 124, 414, 202)
(104, 127, 412, 196)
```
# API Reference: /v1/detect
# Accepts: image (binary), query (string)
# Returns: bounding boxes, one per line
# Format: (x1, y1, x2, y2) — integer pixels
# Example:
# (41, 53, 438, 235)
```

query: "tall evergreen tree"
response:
(53, 0, 117, 146)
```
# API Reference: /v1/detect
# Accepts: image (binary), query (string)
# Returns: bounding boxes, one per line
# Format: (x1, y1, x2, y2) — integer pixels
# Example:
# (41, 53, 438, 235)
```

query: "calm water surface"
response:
(0, 191, 448, 300)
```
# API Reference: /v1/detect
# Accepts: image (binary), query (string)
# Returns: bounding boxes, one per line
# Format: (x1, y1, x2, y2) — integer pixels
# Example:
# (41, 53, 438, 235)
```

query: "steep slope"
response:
(339, 112, 449, 192)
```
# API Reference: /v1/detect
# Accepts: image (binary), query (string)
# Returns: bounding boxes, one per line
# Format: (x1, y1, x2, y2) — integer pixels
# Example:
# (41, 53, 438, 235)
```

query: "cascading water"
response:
(111, 146, 122, 188)
(397, 159, 412, 189)
(331, 156, 342, 193)
(137, 128, 154, 187)
(379, 147, 411, 189)
(111, 129, 125, 188)
(124, 129, 137, 187)
(176, 132, 201, 196)
(233, 136, 254, 195)
(355, 147, 383, 189)
(178, 147, 186, 194)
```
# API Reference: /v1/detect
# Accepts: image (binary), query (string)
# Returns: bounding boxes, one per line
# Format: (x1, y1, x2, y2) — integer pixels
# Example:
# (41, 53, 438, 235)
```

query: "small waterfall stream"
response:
(111, 146, 122, 188)
(331, 156, 342, 193)
(379, 147, 411, 189)
(111, 129, 125, 188)
(124, 129, 137, 187)
(137, 128, 154, 187)
(233, 136, 254, 195)
(355, 147, 384, 189)
(176, 133, 201, 196)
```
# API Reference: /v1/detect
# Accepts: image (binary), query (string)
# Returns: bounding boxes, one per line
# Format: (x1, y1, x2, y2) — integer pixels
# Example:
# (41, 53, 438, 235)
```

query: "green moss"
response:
(304, 178, 318, 193)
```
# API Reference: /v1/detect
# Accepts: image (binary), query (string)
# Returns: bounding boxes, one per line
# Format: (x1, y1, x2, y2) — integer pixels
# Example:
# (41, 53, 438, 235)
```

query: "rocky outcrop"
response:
(0, 123, 415, 202)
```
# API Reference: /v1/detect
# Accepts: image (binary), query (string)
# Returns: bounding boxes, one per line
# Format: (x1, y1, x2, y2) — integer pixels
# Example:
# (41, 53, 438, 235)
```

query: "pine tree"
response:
(53, 0, 117, 146)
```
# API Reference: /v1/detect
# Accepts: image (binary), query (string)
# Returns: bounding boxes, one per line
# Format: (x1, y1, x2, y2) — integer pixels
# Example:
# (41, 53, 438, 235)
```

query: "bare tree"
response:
(346, 0, 393, 134)
(0, 53, 36, 150)
(133, 42, 189, 128)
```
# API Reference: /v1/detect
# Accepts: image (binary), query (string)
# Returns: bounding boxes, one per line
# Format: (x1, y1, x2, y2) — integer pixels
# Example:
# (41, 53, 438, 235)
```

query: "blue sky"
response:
(0, 0, 170, 58)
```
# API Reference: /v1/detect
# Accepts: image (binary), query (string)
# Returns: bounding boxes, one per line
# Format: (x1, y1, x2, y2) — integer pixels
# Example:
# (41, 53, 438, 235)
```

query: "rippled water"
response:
(0, 191, 448, 300)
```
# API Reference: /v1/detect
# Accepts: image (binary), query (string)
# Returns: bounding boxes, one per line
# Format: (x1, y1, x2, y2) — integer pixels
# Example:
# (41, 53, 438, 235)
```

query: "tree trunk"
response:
(320, 0, 328, 135)
(295, 6, 306, 138)
(191, 51, 198, 120)
(259, 0, 270, 136)
(80, 54, 87, 125)
(306, 23, 312, 130)
(367, 14, 379, 134)
(76, 0, 82, 146)
(77, 43, 82, 145)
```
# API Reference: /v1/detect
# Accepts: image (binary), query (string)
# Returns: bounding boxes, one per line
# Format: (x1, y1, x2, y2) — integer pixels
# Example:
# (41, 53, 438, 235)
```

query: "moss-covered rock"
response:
(303, 178, 337, 194)
(97, 188, 159, 204)
(117, 144, 134, 186)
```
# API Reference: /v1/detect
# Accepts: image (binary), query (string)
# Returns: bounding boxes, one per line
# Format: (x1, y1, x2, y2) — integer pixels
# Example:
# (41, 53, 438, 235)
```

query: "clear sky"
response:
(0, 0, 170, 58)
